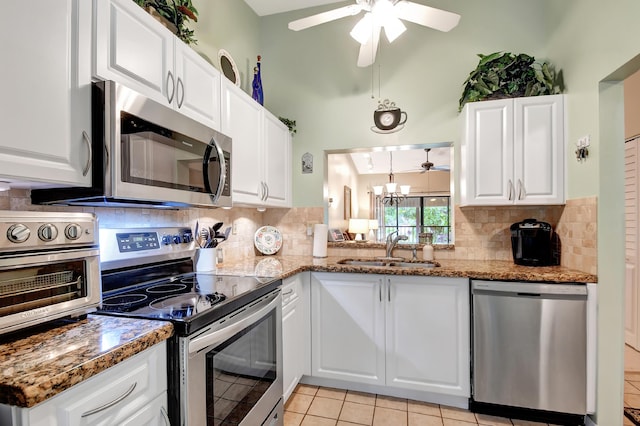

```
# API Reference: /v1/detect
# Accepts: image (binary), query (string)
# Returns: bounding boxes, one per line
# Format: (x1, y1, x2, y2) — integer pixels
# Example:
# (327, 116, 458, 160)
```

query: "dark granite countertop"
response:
(0, 315, 173, 408)
(215, 255, 597, 284)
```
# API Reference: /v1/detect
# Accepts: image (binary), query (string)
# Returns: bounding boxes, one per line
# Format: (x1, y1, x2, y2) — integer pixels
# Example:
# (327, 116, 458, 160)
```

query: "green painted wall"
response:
(259, 0, 548, 207)
(191, 0, 261, 94)
(543, 1, 640, 424)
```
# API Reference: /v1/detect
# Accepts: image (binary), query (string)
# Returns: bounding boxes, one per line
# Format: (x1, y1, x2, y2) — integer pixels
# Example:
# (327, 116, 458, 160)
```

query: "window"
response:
(378, 196, 451, 244)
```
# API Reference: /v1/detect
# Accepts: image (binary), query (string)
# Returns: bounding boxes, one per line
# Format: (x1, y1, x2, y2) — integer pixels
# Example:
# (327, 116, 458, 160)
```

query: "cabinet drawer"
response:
(26, 343, 167, 426)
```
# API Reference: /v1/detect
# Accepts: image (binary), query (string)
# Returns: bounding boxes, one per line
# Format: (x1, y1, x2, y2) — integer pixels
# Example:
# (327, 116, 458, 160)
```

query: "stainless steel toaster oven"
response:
(0, 211, 100, 336)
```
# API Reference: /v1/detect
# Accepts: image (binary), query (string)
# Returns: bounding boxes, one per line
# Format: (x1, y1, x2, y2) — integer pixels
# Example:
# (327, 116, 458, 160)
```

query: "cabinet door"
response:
(0, 0, 92, 187)
(461, 99, 514, 205)
(94, 0, 174, 106)
(310, 273, 385, 386)
(221, 80, 264, 205)
(174, 42, 222, 130)
(513, 95, 565, 205)
(386, 276, 470, 397)
(263, 111, 292, 207)
(282, 272, 310, 402)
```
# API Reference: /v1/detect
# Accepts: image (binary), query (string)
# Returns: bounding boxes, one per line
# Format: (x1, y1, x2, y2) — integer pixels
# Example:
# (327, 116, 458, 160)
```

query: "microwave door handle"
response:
(203, 138, 226, 203)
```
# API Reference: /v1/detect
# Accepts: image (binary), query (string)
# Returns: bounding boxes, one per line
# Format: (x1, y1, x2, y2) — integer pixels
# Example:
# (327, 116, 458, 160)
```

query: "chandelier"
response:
(372, 152, 410, 206)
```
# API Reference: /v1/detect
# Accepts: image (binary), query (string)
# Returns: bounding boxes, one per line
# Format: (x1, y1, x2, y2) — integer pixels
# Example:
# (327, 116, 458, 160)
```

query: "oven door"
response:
(0, 248, 101, 335)
(181, 289, 283, 426)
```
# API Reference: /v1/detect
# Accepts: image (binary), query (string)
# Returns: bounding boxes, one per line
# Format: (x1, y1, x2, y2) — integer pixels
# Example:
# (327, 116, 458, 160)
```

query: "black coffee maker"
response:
(510, 219, 559, 266)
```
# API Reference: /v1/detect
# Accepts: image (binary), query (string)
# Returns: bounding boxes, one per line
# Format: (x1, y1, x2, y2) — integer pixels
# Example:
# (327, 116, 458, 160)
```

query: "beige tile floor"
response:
(625, 344, 640, 425)
(284, 384, 558, 426)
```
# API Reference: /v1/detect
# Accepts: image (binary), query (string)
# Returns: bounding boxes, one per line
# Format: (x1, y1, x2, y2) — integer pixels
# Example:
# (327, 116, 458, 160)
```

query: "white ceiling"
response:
(349, 147, 450, 175)
(243, 0, 345, 17)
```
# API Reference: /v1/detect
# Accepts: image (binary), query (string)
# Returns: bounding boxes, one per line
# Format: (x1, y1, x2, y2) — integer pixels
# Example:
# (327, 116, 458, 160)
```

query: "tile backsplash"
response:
(1, 190, 596, 274)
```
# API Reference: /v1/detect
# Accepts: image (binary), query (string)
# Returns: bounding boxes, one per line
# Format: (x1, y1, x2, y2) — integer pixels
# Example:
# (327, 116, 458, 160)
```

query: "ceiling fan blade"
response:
(288, 4, 364, 31)
(394, 1, 461, 32)
(357, 25, 381, 67)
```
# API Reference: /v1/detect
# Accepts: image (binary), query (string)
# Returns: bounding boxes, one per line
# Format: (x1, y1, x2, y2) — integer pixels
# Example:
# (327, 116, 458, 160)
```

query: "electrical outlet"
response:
(306, 223, 314, 236)
(577, 135, 591, 148)
(232, 222, 238, 235)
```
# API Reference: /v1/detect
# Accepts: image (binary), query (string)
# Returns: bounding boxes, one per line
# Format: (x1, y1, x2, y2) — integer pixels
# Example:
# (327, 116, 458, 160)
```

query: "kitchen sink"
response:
(337, 259, 439, 268)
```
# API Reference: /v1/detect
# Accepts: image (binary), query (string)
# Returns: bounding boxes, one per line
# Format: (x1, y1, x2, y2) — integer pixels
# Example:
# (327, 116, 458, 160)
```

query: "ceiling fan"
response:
(288, 0, 461, 67)
(408, 148, 450, 173)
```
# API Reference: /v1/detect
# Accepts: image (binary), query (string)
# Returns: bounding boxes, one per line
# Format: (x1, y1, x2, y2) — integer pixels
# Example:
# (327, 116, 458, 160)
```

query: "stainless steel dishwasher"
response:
(471, 280, 588, 422)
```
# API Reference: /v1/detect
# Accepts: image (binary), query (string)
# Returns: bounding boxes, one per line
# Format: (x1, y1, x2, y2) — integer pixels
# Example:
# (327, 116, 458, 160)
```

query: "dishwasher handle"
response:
(472, 280, 588, 297)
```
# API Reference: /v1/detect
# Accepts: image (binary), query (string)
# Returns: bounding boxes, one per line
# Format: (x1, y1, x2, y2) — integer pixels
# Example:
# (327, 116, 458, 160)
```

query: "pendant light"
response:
(373, 152, 410, 206)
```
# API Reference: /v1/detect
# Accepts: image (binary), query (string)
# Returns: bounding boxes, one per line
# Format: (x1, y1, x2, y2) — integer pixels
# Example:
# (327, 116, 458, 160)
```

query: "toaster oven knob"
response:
(65, 224, 82, 240)
(161, 235, 172, 245)
(182, 232, 192, 243)
(38, 224, 58, 242)
(173, 234, 182, 244)
(7, 224, 30, 243)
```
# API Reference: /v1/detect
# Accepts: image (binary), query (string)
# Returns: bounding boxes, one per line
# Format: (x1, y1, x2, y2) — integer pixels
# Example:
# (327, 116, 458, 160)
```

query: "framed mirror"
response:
(218, 49, 240, 86)
(344, 186, 352, 219)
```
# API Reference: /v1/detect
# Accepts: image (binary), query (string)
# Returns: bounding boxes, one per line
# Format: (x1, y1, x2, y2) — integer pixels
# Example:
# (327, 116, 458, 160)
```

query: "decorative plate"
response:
(218, 49, 240, 87)
(254, 226, 283, 255)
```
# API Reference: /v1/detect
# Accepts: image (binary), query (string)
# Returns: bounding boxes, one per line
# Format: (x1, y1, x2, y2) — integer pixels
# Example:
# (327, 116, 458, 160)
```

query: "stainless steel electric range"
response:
(96, 226, 283, 426)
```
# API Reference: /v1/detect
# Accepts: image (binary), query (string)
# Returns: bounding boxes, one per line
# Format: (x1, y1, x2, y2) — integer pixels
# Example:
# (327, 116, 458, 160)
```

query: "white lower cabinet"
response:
(282, 272, 311, 402)
(0, 343, 168, 426)
(310, 272, 470, 397)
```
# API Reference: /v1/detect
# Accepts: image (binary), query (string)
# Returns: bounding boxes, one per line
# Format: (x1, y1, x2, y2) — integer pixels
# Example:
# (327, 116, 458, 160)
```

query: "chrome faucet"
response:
(385, 231, 408, 258)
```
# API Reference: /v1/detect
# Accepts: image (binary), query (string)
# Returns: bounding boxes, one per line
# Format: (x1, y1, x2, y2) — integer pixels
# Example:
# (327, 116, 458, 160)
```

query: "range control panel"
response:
(100, 227, 196, 270)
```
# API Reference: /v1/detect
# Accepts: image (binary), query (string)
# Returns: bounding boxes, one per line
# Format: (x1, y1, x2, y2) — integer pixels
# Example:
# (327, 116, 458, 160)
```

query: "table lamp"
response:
(368, 220, 379, 242)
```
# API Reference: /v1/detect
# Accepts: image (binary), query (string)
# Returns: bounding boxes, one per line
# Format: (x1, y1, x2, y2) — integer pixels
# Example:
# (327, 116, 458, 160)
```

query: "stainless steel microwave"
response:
(32, 81, 232, 208)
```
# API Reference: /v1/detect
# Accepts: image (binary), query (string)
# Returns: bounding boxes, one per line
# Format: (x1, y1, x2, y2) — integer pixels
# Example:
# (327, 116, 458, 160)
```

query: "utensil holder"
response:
(195, 248, 217, 272)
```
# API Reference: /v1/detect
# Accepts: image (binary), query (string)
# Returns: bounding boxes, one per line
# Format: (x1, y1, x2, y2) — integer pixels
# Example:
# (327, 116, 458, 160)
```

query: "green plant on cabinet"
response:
(458, 52, 564, 112)
(132, 0, 198, 45)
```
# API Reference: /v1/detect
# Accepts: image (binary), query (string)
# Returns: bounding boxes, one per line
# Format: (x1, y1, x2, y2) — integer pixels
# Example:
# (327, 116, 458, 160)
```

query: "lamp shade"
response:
(348, 218, 369, 241)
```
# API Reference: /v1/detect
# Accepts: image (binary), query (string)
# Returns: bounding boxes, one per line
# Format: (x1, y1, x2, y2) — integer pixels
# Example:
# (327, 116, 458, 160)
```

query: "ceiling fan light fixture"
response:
(400, 185, 411, 195)
(373, 185, 384, 196)
(383, 16, 406, 43)
(350, 13, 374, 44)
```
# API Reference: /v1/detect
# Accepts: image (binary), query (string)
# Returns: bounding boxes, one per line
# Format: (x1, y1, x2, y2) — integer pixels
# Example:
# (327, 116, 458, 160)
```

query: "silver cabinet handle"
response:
(81, 131, 92, 177)
(176, 77, 185, 108)
(507, 179, 513, 201)
(282, 289, 294, 296)
(81, 382, 137, 418)
(161, 406, 170, 425)
(387, 278, 391, 302)
(265, 182, 270, 200)
(379, 279, 382, 302)
(166, 71, 175, 104)
(518, 179, 524, 200)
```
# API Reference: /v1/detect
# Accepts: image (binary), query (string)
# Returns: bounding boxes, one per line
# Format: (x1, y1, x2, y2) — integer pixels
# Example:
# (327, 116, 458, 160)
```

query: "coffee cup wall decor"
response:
(373, 99, 408, 132)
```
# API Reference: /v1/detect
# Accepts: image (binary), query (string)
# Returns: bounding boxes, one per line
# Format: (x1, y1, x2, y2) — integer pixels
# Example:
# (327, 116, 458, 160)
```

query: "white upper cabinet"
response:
(94, 0, 221, 130)
(461, 95, 565, 206)
(222, 79, 292, 208)
(263, 111, 292, 207)
(0, 0, 93, 187)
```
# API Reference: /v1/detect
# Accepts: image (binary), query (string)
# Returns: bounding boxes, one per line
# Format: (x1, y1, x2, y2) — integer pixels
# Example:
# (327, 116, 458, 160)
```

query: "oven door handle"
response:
(188, 290, 280, 354)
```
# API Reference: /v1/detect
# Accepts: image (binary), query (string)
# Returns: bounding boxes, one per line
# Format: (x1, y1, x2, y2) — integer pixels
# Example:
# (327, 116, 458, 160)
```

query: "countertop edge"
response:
(0, 316, 173, 408)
